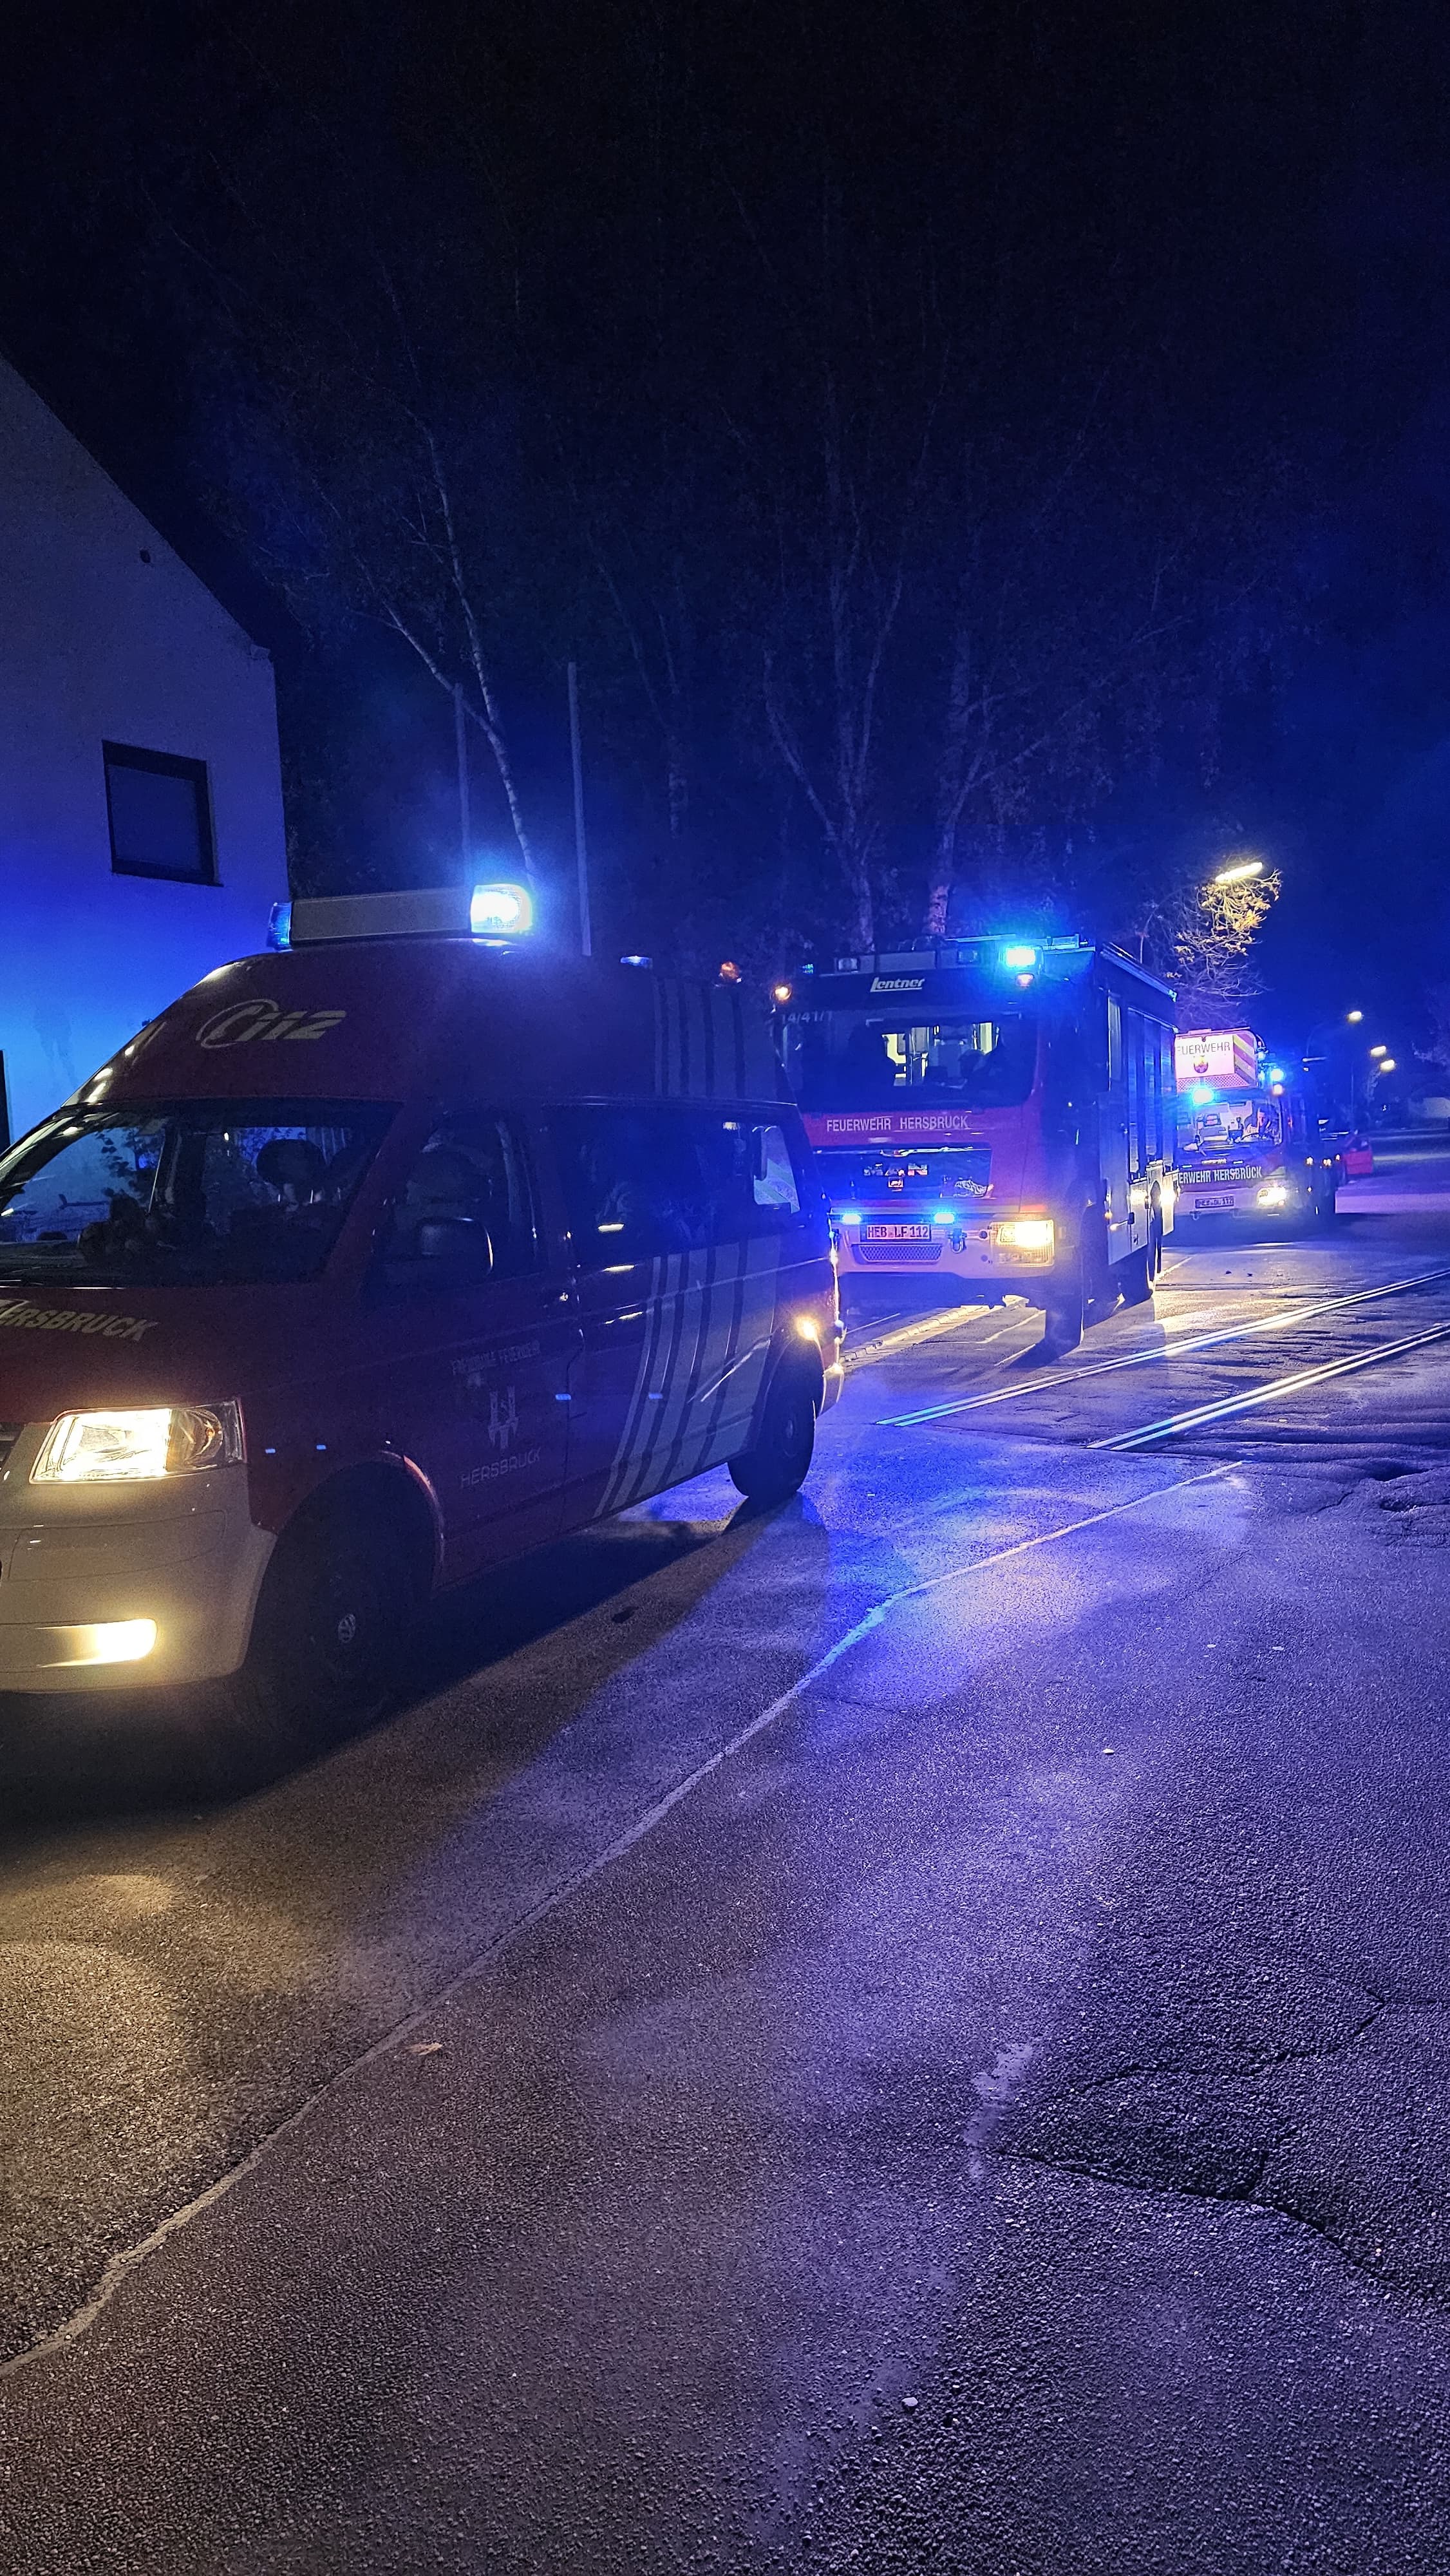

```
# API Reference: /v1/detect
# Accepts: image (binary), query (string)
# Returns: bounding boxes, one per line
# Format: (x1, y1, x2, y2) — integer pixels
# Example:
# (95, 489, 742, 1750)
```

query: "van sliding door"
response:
(553, 1104, 804, 1522)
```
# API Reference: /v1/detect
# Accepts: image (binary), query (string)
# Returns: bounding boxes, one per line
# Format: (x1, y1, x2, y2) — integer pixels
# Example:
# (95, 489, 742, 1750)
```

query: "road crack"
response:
(997, 2139, 1404, 2301)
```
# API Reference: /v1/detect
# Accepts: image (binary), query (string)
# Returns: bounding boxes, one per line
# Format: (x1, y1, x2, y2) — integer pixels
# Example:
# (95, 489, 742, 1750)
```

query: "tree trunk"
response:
(845, 848, 876, 952)
(922, 872, 951, 937)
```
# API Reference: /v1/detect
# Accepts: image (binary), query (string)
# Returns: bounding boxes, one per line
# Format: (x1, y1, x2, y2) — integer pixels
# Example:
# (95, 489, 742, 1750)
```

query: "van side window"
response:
(388, 1113, 538, 1282)
(752, 1121, 802, 1222)
(556, 1106, 804, 1262)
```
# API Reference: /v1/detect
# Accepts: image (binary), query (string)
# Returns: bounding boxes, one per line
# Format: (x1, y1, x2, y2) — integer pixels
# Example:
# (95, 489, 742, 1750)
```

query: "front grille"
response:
(0, 1425, 21, 1472)
(852, 1241, 943, 1264)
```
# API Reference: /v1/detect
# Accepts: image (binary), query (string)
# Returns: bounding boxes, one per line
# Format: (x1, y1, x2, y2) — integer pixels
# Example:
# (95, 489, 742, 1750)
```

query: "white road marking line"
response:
(879, 1265, 1450, 1426)
(1098, 1320, 1450, 1450)
(0, 1457, 1231, 2380)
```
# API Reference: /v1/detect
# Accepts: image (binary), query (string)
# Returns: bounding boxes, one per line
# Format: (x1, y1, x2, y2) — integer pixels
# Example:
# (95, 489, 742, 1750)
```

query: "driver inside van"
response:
(387, 1123, 530, 1276)
(391, 1144, 489, 1255)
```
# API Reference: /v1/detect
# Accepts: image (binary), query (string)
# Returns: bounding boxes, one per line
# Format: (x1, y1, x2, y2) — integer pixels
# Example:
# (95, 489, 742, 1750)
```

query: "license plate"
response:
(1191, 1194, 1238, 1211)
(861, 1221, 933, 1242)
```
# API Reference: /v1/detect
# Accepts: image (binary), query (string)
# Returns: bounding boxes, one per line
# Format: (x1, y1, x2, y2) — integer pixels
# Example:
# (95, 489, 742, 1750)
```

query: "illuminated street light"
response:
(1212, 857, 1265, 887)
(1370, 1043, 1388, 1058)
(1346, 1009, 1364, 1024)
(1379, 1057, 1397, 1073)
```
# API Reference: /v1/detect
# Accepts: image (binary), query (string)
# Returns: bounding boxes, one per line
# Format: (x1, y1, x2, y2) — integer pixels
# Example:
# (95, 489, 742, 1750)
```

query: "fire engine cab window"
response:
(0, 1099, 391, 1285)
(388, 1116, 538, 1280)
(786, 1014, 1036, 1110)
(556, 1106, 803, 1259)
(1179, 1097, 1285, 1160)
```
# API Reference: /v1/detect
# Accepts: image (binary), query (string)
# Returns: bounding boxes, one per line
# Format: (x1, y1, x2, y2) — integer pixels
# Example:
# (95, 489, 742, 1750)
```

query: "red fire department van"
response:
(0, 889, 841, 1730)
(777, 934, 1177, 1350)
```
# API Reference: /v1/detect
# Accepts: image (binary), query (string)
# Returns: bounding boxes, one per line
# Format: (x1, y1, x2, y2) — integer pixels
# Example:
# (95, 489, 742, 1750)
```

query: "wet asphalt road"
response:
(5, 1137, 1450, 2571)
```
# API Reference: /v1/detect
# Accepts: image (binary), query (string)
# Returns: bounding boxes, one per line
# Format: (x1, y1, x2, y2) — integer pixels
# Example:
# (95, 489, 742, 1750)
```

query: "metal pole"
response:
(453, 682, 471, 867)
(568, 660, 592, 956)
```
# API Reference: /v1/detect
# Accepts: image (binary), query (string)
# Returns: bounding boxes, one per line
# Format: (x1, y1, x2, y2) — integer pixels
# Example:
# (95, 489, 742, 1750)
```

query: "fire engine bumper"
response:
(834, 1216, 1057, 1298)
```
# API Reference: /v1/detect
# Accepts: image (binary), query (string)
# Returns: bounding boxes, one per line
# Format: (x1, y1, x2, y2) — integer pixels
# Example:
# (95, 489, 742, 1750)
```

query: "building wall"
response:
(0, 356, 287, 1141)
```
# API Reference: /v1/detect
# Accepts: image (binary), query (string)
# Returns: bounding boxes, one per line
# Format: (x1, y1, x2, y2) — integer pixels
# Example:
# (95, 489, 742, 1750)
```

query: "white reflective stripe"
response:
(659, 1233, 782, 1494)
(611, 1242, 715, 1509)
(594, 1234, 785, 1514)
(597, 1252, 672, 1517)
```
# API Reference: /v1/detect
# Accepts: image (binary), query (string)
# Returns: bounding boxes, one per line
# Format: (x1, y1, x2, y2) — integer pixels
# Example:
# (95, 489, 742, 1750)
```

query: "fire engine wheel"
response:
(1306, 1180, 1342, 1231)
(1118, 1237, 1156, 1305)
(1043, 1211, 1110, 1354)
(234, 1495, 419, 1740)
(728, 1362, 818, 1504)
(1041, 1255, 1084, 1355)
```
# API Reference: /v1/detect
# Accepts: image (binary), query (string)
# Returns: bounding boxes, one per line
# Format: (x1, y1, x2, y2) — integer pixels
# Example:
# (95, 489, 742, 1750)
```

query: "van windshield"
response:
(0, 1100, 395, 1286)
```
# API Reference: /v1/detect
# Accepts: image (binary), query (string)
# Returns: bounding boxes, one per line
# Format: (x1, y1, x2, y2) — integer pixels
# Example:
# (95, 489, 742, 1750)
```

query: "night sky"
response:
(4, 1, 1449, 1059)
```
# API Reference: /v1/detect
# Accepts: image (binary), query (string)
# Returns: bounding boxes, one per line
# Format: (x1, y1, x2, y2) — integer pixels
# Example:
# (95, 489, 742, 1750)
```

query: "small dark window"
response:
(103, 742, 216, 885)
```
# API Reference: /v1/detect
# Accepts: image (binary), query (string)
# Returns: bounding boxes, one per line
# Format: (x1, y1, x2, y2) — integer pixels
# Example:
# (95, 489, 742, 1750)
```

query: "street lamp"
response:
(1346, 1009, 1363, 1025)
(1379, 1057, 1397, 1074)
(1212, 856, 1266, 887)
(1370, 1043, 1388, 1059)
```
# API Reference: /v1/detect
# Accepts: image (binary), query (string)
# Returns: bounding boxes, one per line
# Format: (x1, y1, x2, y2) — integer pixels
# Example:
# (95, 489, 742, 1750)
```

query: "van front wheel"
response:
(232, 1496, 418, 1742)
(729, 1364, 817, 1505)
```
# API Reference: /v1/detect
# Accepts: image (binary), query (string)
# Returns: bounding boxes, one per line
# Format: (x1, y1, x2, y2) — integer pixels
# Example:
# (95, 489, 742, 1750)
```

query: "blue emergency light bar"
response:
(470, 880, 534, 936)
(274, 882, 538, 947)
(824, 934, 1089, 975)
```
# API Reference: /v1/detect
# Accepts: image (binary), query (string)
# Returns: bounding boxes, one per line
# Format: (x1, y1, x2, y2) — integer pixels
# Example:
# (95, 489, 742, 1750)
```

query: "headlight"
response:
(1256, 1183, 1289, 1209)
(992, 1218, 1056, 1253)
(31, 1401, 245, 1484)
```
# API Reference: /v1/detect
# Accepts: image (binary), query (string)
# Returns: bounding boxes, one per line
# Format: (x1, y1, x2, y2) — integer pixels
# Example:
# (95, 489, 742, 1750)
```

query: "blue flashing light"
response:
(1001, 942, 1038, 970)
(620, 952, 652, 968)
(267, 900, 293, 951)
(1268, 1065, 1286, 1084)
(836, 1208, 862, 1225)
(469, 880, 534, 938)
(932, 1206, 956, 1223)
(1189, 1084, 1216, 1106)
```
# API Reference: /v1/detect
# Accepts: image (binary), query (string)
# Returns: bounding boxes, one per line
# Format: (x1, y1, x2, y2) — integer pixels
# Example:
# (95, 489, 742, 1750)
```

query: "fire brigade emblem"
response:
(487, 1385, 519, 1451)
